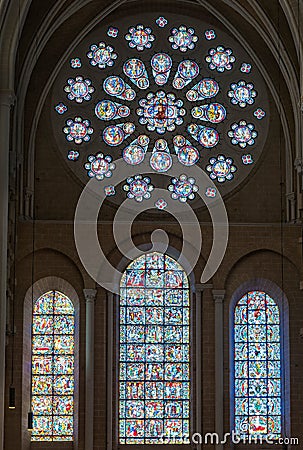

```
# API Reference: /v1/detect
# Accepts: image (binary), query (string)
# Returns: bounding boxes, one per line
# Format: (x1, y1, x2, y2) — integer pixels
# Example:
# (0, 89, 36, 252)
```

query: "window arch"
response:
(119, 252, 190, 444)
(232, 290, 283, 440)
(31, 290, 75, 441)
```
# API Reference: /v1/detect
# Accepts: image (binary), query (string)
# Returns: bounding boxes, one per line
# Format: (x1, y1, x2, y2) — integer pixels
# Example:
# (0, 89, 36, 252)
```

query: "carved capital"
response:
(294, 158, 303, 173)
(0, 90, 15, 107)
(195, 283, 213, 293)
(25, 188, 33, 200)
(212, 289, 225, 303)
(286, 192, 295, 202)
(83, 288, 97, 303)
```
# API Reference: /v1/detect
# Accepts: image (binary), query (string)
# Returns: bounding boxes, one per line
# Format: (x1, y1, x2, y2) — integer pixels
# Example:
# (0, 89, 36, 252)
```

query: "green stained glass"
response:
(233, 291, 282, 439)
(119, 252, 190, 444)
(31, 291, 74, 441)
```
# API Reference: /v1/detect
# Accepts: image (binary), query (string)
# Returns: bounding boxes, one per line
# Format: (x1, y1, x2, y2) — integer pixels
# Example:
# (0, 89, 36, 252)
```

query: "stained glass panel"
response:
(119, 252, 190, 444)
(31, 290, 74, 441)
(233, 291, 282, 440)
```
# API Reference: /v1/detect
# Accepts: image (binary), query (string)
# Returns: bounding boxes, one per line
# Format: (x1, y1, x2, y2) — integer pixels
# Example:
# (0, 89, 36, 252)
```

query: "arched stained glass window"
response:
(31, 290, 75, 441)
(233, 290, 282, 440)
(119, 252, 190, 444)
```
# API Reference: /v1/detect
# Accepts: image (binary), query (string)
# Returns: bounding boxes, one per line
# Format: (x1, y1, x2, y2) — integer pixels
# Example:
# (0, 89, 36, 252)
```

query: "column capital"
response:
(195, 283, 213, 292)
(294, 157, 303, 173)
(83, 288, 97, 302)
(212, 289, 225, 303)
(0, 89, 15, 107)
(24, 188, 33, 200)
(286, 192, 295, 201)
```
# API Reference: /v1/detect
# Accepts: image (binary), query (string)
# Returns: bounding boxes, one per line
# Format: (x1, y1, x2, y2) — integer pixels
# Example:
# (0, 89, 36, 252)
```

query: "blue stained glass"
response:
(123, 135, 149, 166)
(103, 122, 135, 147)
(32, 316, 53, 334)
(233, 291, 282, 439)
(103, 75, 136, 101)
(32, 376, 52, 395)
(53, 416, 73, 435)
(187, 123, 219, 148)
(31, 291, 74, 441)
(248, 343, 267, 360)
(165, 289, 183, 305)
(32, 396, 52, 415)
(235, 343, 248, 360)
(145, 326, 163, 343)
(87, 42, 117, 68)
(95, 100, 130, 121)
(191, 103, 226, 124)
(228, 120, 257, 148)
(53, 375, 74, 395)
(136, 91, 185, 134)
(146, 365, 164, 381)
(169, 26, 198, 52)
(33, 336, 53, 354)
(205, 45, 235, 72)
(125, 25, 155, 51)
(119, 253, 190, 444)
(151, 53, 172, 86)
(34, 294, 53, 314)
(123, 58, 149, 89)
(64, 76, 94, 103)
(173, 135, 199, 167)
(173, 60, 199, 89)
(166, 362, 186, 380)
(186, 78, 219, 101)
(206, 155, 237, 183)
(146, 308, 163, 324)
(228, 81, 257, 108)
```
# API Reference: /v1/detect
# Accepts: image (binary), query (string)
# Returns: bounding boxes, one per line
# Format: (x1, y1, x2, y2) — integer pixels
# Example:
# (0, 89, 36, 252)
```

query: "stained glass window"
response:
(233, 291, 282, 440)
(31, 290, 75, 441)
(54, 14, 270, 201)
(119, 252, 190, 444)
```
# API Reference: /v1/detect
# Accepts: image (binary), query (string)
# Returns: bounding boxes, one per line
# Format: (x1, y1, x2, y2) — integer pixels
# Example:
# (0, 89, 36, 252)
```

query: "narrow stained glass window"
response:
(119, 252, 190, 444)
(31, 290, 74, 441)
(233, 291, 282, 440)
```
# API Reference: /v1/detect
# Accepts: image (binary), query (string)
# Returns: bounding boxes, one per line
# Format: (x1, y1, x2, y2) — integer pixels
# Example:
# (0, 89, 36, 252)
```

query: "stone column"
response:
(195, 284, 212, 449)
(212, 290, 225, 450)
(286, 192, 296, 222)
(0, 90, 15, 450)
(83, 289, 97, 450)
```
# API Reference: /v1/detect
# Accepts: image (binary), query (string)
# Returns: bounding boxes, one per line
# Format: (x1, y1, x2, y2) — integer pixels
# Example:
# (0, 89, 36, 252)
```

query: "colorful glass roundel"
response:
(136, 91, 186, 134)
(54, 12, 268, 202)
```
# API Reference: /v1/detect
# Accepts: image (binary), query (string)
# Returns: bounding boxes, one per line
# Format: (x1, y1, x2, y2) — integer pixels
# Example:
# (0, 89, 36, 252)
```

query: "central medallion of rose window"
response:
(136, 90, 186, 134)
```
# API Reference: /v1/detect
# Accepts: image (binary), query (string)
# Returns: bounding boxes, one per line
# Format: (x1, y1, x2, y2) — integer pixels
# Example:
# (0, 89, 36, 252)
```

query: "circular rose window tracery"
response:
(53, 11, 269, 206)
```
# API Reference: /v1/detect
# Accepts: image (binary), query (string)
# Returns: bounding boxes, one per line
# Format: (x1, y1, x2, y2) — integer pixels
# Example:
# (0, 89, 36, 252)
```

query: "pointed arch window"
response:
(31, 290, 75, 441)
(233, 290, 282, 439)
(119, 252, 190, 444)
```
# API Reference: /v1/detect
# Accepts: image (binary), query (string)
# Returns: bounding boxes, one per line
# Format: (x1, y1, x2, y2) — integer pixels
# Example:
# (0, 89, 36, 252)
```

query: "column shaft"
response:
(195, 283, 212, 448)
(212, 290, 225, 450)
(0, 90, 14, 450)
(84, 289, 97, 450)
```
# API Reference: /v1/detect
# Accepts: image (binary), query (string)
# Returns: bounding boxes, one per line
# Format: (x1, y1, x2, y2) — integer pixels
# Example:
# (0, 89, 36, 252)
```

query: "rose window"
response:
(53, 12, 269, 205)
